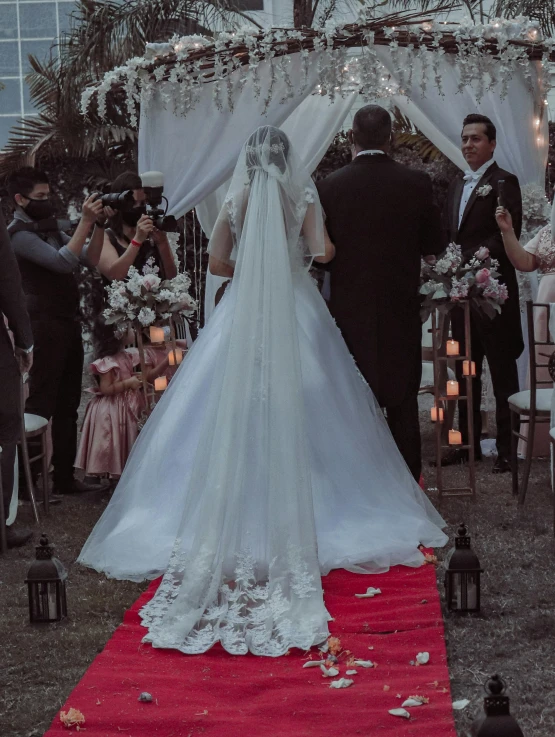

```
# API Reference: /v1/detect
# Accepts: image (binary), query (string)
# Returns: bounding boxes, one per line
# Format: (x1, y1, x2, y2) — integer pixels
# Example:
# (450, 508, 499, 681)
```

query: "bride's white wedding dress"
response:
(79, 126, 447, 657)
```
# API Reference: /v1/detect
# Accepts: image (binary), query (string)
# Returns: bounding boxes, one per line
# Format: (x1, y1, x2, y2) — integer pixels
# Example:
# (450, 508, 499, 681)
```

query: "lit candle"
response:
(449, 429, 462, 445)
(446, 380, 459, 396)
(463, 360, 476, 377)
(168, 349, 183, 366)
(446, 339, 460, 356)
(149, 326, 165, 344)
(430, 406, 444, 422)
(154, 376, 167, 392)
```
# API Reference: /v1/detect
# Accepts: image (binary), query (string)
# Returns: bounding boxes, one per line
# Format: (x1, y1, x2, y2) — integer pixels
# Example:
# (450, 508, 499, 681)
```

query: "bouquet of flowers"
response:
(103, 259, 197, 336)
(420, 244, 508, 322)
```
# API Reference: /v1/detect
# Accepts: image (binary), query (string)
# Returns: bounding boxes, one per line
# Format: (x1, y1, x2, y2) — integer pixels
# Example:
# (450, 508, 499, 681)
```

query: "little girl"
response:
(75, 319, 185, 480)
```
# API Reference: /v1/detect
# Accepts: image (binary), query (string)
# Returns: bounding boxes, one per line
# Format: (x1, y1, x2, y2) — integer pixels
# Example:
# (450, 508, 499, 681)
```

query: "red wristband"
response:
(130, 239, 142, 248)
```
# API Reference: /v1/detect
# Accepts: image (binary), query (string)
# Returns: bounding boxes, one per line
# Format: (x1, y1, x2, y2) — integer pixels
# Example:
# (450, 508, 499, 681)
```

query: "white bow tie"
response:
(463, 171, 481, 182)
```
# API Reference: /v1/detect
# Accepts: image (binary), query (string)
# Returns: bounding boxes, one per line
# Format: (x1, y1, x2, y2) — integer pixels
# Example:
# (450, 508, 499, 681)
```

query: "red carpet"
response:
(45, 563, 456, 736)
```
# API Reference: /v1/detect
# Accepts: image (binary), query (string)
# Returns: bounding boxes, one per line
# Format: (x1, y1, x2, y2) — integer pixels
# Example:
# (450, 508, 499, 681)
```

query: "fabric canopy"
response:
(138, 45, 548, 378)
(138, 52, 325, 218)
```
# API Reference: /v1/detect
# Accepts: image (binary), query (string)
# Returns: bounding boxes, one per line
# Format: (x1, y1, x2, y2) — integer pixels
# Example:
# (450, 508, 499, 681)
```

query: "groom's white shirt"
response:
(458, 157, 496, 226)
(357, 150, 386, 157)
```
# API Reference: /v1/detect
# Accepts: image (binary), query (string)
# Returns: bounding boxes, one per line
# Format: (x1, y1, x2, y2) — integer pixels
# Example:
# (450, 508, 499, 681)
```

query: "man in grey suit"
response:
(0, 208, 34, 547)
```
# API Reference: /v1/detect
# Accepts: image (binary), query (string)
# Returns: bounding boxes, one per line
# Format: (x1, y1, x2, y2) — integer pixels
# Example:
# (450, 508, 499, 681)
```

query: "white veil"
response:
(139, 126, 330, 656)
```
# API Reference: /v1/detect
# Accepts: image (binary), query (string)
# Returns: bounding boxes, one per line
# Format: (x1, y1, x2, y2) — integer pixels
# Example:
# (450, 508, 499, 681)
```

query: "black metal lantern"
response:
(444, 523, 482, 612)
(471, 675, 524, 737)
(25, 533, 68, 623)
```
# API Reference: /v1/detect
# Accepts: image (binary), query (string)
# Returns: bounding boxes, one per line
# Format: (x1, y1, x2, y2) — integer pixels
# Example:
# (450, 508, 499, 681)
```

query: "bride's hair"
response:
(245, 126, 290, 176)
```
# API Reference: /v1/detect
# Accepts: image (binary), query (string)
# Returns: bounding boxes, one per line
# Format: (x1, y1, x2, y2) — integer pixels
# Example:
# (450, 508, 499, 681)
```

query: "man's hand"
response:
(81, 193, 104, 225)
(14, 346, 33, 379)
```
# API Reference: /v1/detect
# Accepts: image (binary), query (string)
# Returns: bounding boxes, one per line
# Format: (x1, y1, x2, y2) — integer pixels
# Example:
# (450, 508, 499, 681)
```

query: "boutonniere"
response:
(476, 184, 492, 198)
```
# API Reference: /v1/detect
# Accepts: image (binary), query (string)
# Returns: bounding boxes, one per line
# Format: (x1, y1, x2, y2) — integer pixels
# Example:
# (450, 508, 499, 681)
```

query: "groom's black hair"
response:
(352, 105, 391, 149)
(462, 114, 497, 141)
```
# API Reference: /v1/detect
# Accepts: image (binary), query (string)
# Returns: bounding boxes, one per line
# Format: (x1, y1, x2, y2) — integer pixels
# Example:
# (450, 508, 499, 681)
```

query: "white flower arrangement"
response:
(476, 184, 493, 198)
(103, 259, 197, 336)
(80, 17, 555, 126)
(420, 243, 509, 321)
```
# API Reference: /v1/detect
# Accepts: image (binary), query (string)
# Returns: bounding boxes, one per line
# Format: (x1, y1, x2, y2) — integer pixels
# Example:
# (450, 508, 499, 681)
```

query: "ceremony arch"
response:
(84, 11, 553, 370)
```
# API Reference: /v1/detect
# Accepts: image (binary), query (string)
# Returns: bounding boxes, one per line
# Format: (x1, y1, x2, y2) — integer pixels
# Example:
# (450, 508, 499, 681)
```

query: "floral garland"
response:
(81, 14, 554, 127)
(103, 259, 197, 336)
(420, 244, 508, 322)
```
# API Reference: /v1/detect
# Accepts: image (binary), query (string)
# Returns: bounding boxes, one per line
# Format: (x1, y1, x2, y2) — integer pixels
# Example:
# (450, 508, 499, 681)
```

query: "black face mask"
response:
(121, 207, 146, 227)
(23, 197, 54, 222)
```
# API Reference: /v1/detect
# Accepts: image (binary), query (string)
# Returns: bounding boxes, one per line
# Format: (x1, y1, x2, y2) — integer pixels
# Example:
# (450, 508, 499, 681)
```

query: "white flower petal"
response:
(416, 652, 430, 665)
(345, 670, 358, 675)
(402, 698, 424, 707)
(354, 660, 374, 668)
(329, 678, 354, 689)
(302, 660, 326, 668)
(452, 699, 471, 710)
(320, 664, 339, 677)
(389, 708, 410, 719)
(354, 587, 382, 599)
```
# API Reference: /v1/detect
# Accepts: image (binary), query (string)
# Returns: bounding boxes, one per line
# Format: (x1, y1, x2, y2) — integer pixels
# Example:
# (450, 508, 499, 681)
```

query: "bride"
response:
(79, 126, 447, 657)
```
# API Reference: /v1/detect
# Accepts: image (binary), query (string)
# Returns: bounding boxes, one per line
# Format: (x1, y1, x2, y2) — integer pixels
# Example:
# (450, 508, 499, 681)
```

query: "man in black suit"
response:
(0, 209, 34, 547)
(317, 105, 443, 481)
(442, 113, 523, 473)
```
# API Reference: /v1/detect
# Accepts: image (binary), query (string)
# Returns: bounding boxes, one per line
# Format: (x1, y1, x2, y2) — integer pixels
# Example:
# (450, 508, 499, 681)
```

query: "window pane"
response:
(0, 4, 18, 40)
(21, 39, 56, 74)
(23, 80, 38, 114)
(0, 41, 20, 76)
(0, 115, 19, 150)
(0, 77, 21, 114)
(58, 2, 76, 34)
(19, 2, 58, 39)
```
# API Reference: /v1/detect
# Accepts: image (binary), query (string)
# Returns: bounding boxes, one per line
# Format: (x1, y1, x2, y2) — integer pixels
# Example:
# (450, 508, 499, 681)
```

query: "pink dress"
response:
(519, 226, 555, 457)
(75, 348, 146, 478)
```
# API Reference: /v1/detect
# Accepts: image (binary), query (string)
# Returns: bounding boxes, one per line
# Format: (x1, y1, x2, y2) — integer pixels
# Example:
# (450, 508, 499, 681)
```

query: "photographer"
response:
(7, 167, 109, 496)
(97, 172, 177, 282)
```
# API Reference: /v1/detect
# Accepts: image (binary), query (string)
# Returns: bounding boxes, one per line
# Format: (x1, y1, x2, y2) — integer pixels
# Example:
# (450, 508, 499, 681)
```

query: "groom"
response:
(317, 105, 443, 481)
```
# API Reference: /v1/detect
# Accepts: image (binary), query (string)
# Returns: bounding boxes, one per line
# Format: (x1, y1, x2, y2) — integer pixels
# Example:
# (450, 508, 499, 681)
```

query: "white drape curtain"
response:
(138, 53, 325, 218)
(198, 92, 356, 320)
(377, 48, 549, 387)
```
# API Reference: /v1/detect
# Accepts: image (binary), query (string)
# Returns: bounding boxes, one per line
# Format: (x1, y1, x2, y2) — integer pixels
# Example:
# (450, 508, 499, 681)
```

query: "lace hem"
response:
(139, 543, 330, 657)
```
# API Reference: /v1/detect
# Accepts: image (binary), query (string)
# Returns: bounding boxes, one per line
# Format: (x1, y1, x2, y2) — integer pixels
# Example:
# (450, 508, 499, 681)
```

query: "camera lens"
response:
(101, 190, 135, 210)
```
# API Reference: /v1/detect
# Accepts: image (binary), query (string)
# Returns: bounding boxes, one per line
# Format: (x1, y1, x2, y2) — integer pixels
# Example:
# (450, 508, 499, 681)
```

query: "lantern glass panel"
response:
(449, 572, 479, 611)
(28, 581, 66, 622)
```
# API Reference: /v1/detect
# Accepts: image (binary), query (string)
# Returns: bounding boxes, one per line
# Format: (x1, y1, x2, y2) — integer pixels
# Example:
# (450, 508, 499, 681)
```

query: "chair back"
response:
(526, 301, 555, 413)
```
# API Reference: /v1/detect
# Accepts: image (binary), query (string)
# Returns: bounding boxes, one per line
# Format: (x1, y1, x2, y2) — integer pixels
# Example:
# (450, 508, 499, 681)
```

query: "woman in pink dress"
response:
(75, 320, 183, 480)
(496, 206, 555, 457)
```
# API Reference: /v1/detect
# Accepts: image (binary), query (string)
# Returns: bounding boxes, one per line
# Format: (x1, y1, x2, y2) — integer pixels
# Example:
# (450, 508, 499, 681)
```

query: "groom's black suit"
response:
(444, 162, 523, 458)
(317, 153, 443, 480)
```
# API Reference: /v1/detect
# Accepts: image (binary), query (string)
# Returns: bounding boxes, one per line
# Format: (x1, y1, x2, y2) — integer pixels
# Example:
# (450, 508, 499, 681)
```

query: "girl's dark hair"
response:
(92, 316, 123, 360)
(108, 170, 143, 238)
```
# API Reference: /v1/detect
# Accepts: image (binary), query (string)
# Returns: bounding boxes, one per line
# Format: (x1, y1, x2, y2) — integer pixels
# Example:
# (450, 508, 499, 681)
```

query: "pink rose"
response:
(475, 247, 490, 261)
(475, 268, 491, 284)
(142, 274, 161, 291)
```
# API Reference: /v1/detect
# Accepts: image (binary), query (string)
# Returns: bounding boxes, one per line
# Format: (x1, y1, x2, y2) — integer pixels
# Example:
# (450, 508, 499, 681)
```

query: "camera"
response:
(140, 171, 178, 232)
(100, 190, 135, 211)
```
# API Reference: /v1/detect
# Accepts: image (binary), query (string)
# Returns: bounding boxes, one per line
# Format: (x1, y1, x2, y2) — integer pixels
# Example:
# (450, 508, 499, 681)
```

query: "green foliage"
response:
(0, 0, 248, 177)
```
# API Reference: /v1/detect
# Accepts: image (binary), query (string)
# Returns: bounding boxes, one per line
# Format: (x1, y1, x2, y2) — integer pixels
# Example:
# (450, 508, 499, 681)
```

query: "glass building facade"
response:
(0, 0, 76, 149)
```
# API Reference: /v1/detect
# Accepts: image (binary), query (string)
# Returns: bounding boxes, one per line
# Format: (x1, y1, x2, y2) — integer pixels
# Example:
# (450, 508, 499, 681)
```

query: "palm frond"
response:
(1, 0, 243, 174)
